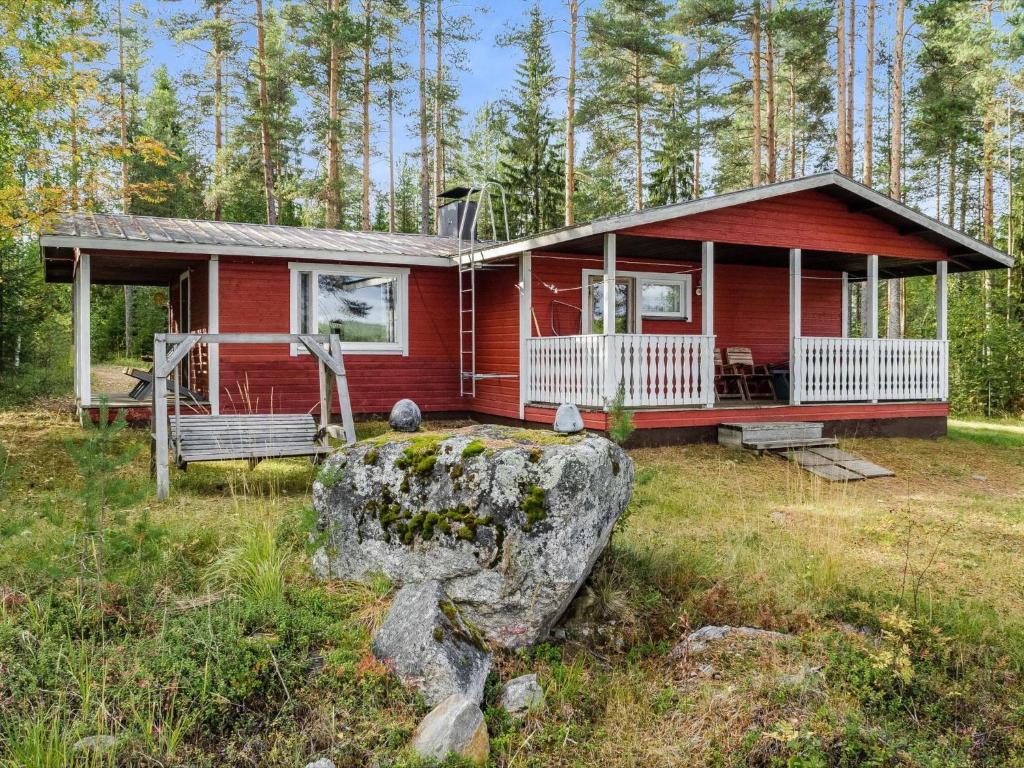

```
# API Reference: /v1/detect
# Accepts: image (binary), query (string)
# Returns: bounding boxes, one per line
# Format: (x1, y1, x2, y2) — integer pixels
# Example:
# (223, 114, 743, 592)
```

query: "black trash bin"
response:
(770, 366, 790, 402)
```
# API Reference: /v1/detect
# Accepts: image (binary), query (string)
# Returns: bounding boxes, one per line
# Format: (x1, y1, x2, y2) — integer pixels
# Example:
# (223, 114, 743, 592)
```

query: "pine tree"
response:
(128, 66, 206, 219)
(497, 4, 564, 236)
(578, 0, 671, 210)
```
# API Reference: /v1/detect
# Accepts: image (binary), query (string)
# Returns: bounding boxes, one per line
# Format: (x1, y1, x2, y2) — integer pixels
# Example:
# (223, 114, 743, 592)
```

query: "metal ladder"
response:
(457, 182, 510, 397)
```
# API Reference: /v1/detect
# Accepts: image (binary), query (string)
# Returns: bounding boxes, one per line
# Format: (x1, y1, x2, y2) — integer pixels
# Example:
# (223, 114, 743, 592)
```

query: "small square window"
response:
(640, 277, 690, 319)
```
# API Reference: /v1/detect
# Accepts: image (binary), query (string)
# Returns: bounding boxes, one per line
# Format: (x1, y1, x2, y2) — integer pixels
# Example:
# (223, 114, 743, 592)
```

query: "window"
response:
(640, 277, 690, 319)
(582, 270, 692, 332)
(291, 263, 409, 354)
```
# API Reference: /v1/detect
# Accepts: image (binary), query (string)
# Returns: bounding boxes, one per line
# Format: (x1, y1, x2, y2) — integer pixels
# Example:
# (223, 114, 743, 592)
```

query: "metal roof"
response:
(474, 171, 1014, 272)
(40, 213, 458, 265)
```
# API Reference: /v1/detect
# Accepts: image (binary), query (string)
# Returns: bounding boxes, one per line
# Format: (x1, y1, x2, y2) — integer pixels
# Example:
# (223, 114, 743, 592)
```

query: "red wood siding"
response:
(216, 258, 461, 416)
(524, 402, 948, 431)
(467, 264, 521, 419)
(622, 189, 948, 261)
(530, 252, 841, 364)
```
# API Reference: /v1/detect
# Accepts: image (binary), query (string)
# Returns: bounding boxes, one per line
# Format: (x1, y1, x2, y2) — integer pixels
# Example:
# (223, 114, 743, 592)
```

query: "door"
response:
(587, 275, 635, 333)
(178, 272, 190, 386)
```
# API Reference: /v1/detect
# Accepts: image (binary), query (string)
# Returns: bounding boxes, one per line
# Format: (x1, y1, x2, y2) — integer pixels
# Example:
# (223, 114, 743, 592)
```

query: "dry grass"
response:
(2, 407, 1023, 766)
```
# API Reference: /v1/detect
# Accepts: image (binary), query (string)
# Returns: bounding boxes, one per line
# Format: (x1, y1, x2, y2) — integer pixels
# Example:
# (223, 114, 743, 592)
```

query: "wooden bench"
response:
(168, 413, 329, 468)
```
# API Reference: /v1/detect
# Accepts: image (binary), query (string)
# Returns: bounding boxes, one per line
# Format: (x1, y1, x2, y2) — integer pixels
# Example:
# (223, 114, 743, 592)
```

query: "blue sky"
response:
(143, 0, 574, 189)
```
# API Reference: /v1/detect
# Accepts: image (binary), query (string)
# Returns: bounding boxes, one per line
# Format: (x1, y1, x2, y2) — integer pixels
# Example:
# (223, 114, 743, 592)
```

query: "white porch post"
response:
(789, 248, 802, 405)
(207, 256, 220, 415)
(936, 260, 948, 400)
(603, 233, 618, 404)
(841, 272, 850, 337)
(73, 251, 91, 409)
(702, 241, 715, 407)
(518, 250, 532, 420)
(866, 254, 880, 401)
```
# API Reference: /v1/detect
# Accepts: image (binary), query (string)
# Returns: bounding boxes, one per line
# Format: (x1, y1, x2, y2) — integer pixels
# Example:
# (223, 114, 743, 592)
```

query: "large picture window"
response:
(290, 263, 409, 354)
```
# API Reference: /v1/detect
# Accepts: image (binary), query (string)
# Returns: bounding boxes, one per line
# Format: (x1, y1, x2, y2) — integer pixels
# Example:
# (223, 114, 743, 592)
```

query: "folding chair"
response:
(724, 347, 776, 400)
(714, 348, 747, 400)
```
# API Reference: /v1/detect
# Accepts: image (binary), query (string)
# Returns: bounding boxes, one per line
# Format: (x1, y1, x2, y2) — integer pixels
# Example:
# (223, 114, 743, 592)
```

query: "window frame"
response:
(289, 262, 410, 356)
(580, 268, 692, 333)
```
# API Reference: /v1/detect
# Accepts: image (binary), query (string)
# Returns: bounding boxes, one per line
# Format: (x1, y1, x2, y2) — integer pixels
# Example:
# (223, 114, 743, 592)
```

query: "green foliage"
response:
(607, 382, 634, 445)
(460, 439, 486, 459)
(520, 484, 547, 531)
(207, 523, 292, 604)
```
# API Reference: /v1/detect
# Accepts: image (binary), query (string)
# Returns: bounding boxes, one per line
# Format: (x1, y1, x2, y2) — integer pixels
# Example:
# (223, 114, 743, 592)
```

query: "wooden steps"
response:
(718, 421, 894, 482)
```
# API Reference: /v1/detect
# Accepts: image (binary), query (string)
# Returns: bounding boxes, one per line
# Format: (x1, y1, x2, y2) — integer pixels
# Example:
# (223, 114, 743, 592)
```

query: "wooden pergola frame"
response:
(152, 332, 356, 500)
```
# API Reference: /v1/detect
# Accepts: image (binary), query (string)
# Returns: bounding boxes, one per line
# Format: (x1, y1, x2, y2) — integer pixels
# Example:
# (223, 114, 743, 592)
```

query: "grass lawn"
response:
(1, 406, 1022, 767)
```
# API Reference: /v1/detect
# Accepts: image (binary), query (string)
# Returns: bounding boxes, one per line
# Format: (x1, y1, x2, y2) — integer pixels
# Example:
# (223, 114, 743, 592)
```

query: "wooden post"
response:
(207, 256, 220, 415)
(935, 261, 948, 341)
(936, 260, 948, 401)
(329, 335, 357, 443)
(153, 335, 170, 500)
(603, 233, 617, 406)
(866, 254, 880, 401)
(518, 250, 532, 420)
(841, 271, 850, 337)
(789, 248, 802, 405)
(702, 241, 715, 407)
(73, 251, 91, 408)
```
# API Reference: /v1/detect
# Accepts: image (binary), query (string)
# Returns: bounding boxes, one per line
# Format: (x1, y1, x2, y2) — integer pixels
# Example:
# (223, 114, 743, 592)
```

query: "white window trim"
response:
(289, 261, 410, 356)
(581, 268, 693, 333)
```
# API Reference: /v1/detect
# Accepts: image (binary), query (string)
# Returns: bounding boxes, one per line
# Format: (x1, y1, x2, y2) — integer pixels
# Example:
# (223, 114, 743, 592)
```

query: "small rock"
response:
(553, 402, 584, 434)
(72, 735, 118, 753)
(410, 693, 489, 765)
(372, 581, 491, 706)
(500, 673, 545, 715)
(669, 625, 792, 658)
(388, 399, 421, 432)
(304, 760, 336, 768)
(972, 474, 987, 482)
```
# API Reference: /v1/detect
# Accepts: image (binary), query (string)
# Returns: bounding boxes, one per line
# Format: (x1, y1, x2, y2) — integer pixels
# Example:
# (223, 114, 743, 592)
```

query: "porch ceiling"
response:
(531, 235, 943, 280)
(44, 247, 208, 286)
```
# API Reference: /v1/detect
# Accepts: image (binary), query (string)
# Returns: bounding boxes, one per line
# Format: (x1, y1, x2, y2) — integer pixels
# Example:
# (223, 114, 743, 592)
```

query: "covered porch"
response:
(519, 236, 950, 411)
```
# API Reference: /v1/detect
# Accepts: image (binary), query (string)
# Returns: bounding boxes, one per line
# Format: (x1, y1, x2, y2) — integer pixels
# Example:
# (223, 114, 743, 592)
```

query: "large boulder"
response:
(313, 425, 633, 647)
(388, 399, 422, 432)
(371, 580, 491, 706)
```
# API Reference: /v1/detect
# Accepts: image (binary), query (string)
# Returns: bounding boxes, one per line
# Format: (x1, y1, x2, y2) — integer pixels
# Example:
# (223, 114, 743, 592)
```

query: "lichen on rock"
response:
(312, 424, 634, 647)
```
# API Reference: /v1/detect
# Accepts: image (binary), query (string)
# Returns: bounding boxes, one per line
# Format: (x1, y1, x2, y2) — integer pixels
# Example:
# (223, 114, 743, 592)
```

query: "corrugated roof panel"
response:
(40, 212, 460, 260)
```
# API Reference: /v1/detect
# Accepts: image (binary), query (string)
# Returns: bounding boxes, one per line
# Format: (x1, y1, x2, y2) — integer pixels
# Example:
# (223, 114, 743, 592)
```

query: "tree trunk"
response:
(418, 0, 430, 233)
(863, 0, 874, 185)
(255, 0, 277, 225)
(433, 0, 443, 231)
(846, 0, 855, 175)
(751, 0, 762, 187)
(693, 33, 703, 197)
(361, 0, 372, 230)
(982, 1, 995, 245)
(765, 0, 777, 183)
(325, 0, 341, 228)
(889, 0, 904, 201)
(788, 66, 797, 178)
(213, 2, 224, 221)
(565, 0, 577, 224)
(117, 0, 133, 356)
(947, 151, 956, 227)
(836, 0, 848, 175)
(387, 28, 396, 233)
(634, 51, 643, 209)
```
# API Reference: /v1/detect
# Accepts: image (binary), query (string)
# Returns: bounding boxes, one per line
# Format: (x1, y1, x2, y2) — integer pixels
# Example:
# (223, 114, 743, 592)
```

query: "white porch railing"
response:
(794, 336, 948, 403)
(526, 334, 715, 408)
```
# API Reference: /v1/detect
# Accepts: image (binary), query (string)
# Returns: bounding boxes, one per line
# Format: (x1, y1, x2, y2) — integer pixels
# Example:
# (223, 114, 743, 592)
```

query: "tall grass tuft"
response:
(207, 523, 292, 604)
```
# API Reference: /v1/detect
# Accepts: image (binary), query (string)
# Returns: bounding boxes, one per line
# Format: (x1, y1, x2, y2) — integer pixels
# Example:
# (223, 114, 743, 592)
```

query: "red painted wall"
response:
(530, 252, 842, 365)
(622, 189, 948, 261)
(467, 265, 521, 419)
(216, 258, 461, 416)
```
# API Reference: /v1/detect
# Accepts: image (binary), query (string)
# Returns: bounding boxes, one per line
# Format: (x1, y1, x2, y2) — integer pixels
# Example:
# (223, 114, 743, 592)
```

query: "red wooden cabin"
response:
(42, 173, 1012, 443)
